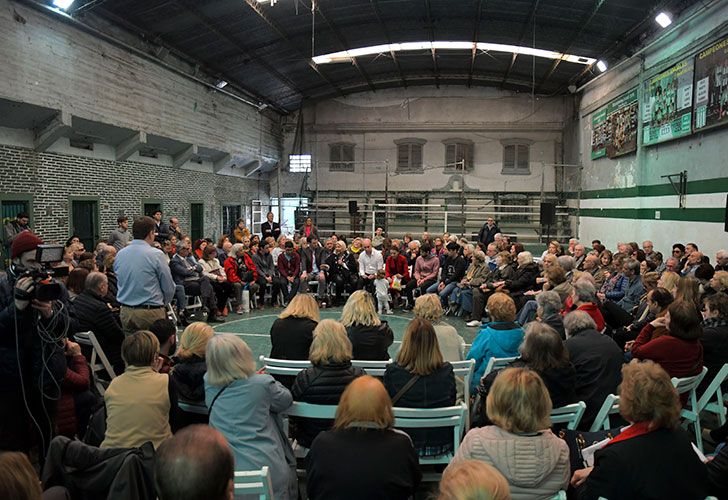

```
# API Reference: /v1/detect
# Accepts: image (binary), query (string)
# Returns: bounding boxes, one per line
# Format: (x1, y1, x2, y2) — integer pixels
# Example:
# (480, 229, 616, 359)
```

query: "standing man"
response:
(115, 216, 176, 335)
(358, 238, 384, 294)
(261, 211, 281, 241)
(152, 210, 170, 244)
(168, 217, 184, 241)
(107, 216, 132, 251)
(477, 217, 500, 247)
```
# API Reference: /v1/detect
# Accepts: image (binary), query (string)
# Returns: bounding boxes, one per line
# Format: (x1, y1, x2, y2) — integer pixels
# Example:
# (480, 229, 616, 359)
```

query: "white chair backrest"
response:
(74, 331, 115, 394)
(394, 403, 468, 467)
(483, 356, 518, 378)
(672, 367, 709, 404)
(450, 359, 475, 426)
(589, 394, 620, 432)
(351, 358, 393, 376)
(285, 401, 338, 419)
(551, 401, 587, 430)
(233, 466, 274, 500)
(697, 363, 728, 414)
(259, 356, 312, 376)
(177, 401, 208, 415)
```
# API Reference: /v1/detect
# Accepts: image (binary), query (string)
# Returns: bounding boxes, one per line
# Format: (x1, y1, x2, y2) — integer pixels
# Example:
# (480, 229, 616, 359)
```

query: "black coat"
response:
(307, 428, 421, 500)
(291, 361, 366, 448)
(440, 255, 467, 285)
(170, 354, 207, 403)
(477, 223, 500, 247)
(700, 320, 728, 393)
(565, 328, 623, 430)
(71, 289, 125, 373)
(707, 435, 728, 498)
(504, 262, 540, 295)
(261, 221, 281, 241)
(269, 316, 317, 388)
(383, 362, 456, 453)
(347, 322, 394, 360)
(541, 313, 566, 340)
(579, 428, 708, 500)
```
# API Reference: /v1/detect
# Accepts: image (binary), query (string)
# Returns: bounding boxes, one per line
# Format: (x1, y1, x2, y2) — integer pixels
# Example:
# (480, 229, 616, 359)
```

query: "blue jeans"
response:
(517, 299, 538, 325)
(174, 284, 186, 310)
(426, 281, 459, 306)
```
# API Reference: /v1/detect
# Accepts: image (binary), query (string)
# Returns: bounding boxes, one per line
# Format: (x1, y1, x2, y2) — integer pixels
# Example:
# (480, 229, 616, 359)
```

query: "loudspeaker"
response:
(348, 200, 358, 215)
(540, 202, 556, 226)
(725, 194, 728, 232)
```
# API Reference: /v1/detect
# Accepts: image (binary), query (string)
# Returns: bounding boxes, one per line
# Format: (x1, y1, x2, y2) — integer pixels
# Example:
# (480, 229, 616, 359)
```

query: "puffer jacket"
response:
(467, 321, 524, 390)
(291, 361, 365, 448)
(347, 321, 394, 360)
(450, 425, 570, 500)
(170, 354, 207, 403)
(56, 354, 91, 437)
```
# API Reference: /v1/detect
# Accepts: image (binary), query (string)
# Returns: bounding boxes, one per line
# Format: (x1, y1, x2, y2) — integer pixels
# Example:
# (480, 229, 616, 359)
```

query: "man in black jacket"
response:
(563, 311, 623, 430)
(426, 242, 466, 307)
(477, 217, 500, 247)
(170, 241, 222, 323)
(300, 236, 327, 301)
(260, 211, 281, 241)
(70, 271, 125, 375)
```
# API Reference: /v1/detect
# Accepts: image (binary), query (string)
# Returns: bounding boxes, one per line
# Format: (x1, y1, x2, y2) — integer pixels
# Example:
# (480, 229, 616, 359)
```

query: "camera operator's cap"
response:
(446, 242, 460, 251)
(11, 231, 43, 259)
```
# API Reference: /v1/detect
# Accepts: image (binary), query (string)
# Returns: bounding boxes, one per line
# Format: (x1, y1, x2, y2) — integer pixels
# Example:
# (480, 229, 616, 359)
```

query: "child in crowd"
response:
(374, 269, 392, 315)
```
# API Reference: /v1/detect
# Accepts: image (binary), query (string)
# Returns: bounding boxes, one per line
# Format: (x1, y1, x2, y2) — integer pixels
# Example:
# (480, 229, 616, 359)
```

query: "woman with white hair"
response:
(491, 251, 540, 310)
(223, 243, 258, 314)
(205, 334, 296, 499)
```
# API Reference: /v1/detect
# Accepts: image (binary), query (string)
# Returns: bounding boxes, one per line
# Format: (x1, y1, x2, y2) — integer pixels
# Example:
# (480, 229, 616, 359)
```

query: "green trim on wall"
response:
(578, 207, 726, 223)
(578, 177, 728, 200)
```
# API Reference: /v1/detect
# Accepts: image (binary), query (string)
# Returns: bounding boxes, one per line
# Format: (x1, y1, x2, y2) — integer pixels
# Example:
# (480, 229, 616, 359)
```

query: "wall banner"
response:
(642, 57, 694, 145)
(694, 36, 728, 132)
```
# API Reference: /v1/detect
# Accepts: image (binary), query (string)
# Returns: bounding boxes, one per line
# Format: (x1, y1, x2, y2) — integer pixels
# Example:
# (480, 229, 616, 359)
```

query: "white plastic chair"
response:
(233, 466, 274, 500)
(351, 359, 393, 377)
(551, 401, 587, 430)
(697, 363, 728, 426)
(177, 401, 208, 415)
(450, 359, 475, 429)
(482, 356, 518, 378)
(74, 331, 115, 395)
(259, 356, 312, 376)
(589, 394, 620, 432)
(672, 366, 709, 452)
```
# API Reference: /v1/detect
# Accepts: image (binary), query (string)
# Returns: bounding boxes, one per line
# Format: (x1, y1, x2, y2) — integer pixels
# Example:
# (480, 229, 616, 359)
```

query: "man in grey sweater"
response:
(107, 216, 132, 251)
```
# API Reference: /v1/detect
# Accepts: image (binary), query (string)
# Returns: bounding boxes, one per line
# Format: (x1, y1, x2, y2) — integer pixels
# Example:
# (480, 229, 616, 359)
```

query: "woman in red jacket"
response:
(628, 299, 703, 381)
(56, 339, 97, 438)
(224, 243, 259, 314)
(385, 246, 410, 307)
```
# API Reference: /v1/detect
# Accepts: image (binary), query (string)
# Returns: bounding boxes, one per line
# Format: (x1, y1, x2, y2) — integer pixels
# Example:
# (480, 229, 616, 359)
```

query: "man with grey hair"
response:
(535, 291, 565, 339)
(716, 250, 728, 272)
(564, 310, 623, 429)
(557, 255, 576, 279)
(615, 260, 644, 313)
(665, 256, 680, 273)
(170, 240, 222, 323)
(70, 271, 125, 374)
(573, 244, 586, 270)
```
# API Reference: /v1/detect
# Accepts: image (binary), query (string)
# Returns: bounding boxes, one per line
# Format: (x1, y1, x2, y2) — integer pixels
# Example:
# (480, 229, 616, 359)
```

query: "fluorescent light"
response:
(655, 12, 672, 28)
(215, 80, 228, 89)
(52, 0, 74, 9)
(596, 60, 608, 72)
(312, 41, 596, 66)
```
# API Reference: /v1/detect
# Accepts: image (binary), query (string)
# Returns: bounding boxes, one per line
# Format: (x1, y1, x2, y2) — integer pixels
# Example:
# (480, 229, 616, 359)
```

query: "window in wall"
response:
(289, 154, 312, 173)
(501, 141, 532, 175)
(222, 205, 242, 235)
(443, 139, 474, 171)
(329, 143, 355, 172)
(395, 138, 426, 173)
(396, 196, 424, 221)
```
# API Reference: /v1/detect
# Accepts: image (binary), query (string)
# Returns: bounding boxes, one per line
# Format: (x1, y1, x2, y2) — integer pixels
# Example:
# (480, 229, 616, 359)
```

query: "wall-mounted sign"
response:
(590, 87, 639, 159)
(694, 36, 728, 132)
(642, 57, 694, 145)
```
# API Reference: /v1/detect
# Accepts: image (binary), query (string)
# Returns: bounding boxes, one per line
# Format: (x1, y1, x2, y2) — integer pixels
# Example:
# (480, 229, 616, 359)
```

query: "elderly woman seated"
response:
(447, 367, 569, 499)
(306, 376, 422, 500)
(572, 360, 708, 499)
(412, 294, 465, 361)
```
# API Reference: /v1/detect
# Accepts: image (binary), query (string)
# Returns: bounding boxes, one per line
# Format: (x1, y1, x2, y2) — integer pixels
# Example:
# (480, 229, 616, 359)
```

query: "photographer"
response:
(0, 232, 69, 455)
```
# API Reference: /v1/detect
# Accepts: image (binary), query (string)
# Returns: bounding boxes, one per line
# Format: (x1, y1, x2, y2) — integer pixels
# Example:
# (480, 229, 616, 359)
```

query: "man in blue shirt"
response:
(115, 216, 176, 335)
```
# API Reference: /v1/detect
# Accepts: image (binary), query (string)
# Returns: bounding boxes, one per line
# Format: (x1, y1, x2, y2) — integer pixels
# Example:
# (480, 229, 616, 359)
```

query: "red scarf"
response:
(603, 421, 654, 447)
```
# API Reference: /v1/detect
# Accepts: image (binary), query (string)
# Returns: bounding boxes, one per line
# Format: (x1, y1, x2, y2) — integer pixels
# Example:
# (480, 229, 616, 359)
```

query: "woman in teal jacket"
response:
(468, 292, 525, 390)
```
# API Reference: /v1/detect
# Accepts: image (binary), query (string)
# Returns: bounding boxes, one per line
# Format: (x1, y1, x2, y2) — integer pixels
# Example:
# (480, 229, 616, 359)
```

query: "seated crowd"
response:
(3, 210, 728, 500)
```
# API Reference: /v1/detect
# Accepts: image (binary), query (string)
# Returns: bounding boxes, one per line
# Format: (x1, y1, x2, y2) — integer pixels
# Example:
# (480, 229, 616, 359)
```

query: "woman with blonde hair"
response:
(450, 367, 569, 499)
(269, 294, 320, 387)
(341, 290, 394, 360)
(204, 334, 295, 499)
(384, 317, 456, 456)
(171, 322, 214, 418)
(438, 460, 510, 500)
(291, 319, 365, 447)
(413, 294, 465, 361)
(572, 360, 708, 499)
(102, 331, 176, 449)
(306, 376, 421, 500)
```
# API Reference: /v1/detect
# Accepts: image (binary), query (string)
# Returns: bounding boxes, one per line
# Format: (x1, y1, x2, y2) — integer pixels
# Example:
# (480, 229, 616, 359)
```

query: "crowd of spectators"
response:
(3, 209, 728, 500)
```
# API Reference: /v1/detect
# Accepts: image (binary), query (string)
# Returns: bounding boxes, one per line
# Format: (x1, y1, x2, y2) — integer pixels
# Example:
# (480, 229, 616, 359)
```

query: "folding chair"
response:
(697, 363, 728, 426)
(74, 331, 115, 395)
(551, 401, 587, 430)
(589, 394, 620, 432)
(672, 366, 709, 451)
(258, 356, 312, 377)
(233, 466, 274, 500)
(177, 401, 208, 415)
(482, 356, 518, 378)
(351, 359, 393, 377)
(450, 359, 476, 429)
(284, 402, 338, 459)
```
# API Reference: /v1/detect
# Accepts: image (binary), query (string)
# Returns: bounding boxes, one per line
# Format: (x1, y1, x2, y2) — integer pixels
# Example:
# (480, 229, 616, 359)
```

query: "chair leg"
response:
(694, 417, 703, 452)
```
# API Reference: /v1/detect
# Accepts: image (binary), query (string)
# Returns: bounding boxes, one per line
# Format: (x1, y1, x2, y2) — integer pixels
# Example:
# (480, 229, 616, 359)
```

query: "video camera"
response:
(16, 244, 68, 302)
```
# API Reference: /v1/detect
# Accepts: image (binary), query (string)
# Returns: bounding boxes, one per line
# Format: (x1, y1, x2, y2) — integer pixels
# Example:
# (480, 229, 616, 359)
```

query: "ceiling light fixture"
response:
(312, 41, 597, 66)
(215, 80, 228, 89)
(596, 60, 608, 72)
(52, 0, 75, 9)
(655, 12, 672, 28)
